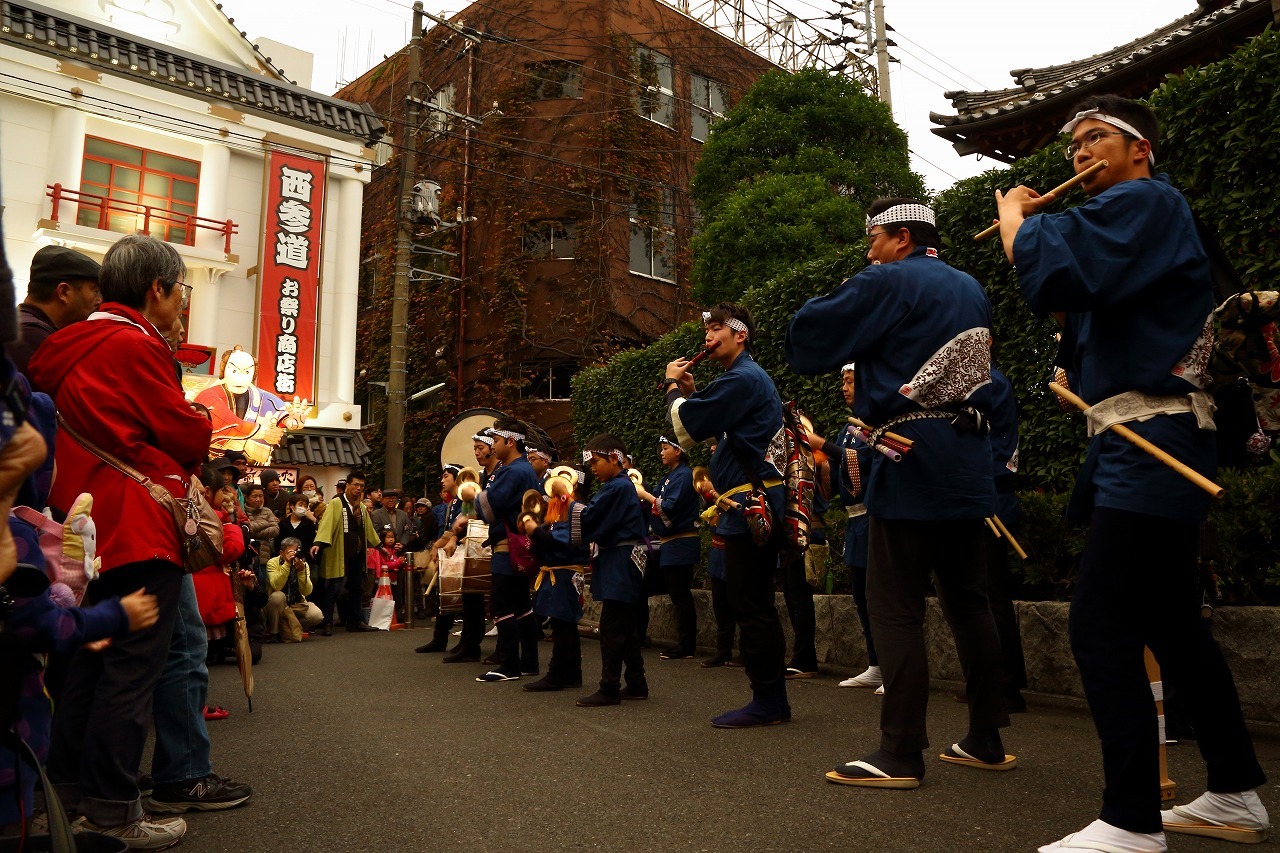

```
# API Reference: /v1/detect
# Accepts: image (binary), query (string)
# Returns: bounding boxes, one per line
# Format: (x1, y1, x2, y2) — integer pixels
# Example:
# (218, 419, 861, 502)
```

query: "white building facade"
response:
(0, 0, 384, 492)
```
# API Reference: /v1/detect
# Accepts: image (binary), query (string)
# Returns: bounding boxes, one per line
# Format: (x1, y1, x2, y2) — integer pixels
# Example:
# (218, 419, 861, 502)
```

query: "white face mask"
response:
(302, 489, 316, 498)
(293, 507, 307, 517)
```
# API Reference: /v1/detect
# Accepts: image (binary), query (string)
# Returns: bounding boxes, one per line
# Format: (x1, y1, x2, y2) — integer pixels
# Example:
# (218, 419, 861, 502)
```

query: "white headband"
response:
(490, 428, 525, 442)
(702, 311, 748, 337)
(583, 449, 627, 466)
(867, 203, 935, 229)
(841, 362, 856, 374)
(1061, 110, 1156, 167)
(527, 448, 550, 461)
(472, 433, 494, 446)
(658, 436, 685, 452)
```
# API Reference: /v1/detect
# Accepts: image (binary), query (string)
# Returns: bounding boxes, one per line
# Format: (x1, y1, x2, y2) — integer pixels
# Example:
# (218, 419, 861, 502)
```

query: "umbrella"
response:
(232, 571, 254, 712)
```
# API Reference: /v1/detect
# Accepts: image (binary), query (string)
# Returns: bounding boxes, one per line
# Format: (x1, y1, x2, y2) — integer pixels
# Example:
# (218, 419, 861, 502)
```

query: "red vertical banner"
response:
(257, 151, 326, 402)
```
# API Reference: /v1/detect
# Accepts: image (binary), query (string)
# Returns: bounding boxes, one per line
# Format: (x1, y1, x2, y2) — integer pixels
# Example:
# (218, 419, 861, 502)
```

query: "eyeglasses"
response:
(1064, 129, 1132, 159)
(865, 229, 890, 241)
(177, 281, 192, 311)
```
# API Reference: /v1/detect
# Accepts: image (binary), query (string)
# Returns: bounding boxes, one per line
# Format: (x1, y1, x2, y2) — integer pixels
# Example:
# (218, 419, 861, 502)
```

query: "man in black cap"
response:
(10, 246, 102, 385)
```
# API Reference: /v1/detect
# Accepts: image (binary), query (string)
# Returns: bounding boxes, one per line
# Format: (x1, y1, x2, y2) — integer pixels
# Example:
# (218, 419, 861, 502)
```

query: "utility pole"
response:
(384, 0, 424, 491)
(873, 0, 892, 110)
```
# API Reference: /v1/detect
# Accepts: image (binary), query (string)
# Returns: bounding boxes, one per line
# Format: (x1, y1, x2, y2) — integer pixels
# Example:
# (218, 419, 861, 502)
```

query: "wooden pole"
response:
(1049, 383, 1224, 498)
(848, 416, 915, 447)
(1145, 647, 1178, 801)
(991, 515, 1028, 560)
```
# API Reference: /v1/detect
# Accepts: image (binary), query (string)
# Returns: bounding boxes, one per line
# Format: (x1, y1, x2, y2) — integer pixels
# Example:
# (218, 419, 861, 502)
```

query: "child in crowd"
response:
(367, 526, 404, 630)
(525, 471, 590, 692)
(571, 435, 650, 707)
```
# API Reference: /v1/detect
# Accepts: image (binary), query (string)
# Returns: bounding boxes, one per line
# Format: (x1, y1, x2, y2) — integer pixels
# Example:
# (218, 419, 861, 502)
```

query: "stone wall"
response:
(587, 592, 1280, 725)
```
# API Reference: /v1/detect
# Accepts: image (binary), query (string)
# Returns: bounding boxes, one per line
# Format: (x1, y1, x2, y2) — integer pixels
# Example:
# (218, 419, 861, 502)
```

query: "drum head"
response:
(437, 407, 506, 469)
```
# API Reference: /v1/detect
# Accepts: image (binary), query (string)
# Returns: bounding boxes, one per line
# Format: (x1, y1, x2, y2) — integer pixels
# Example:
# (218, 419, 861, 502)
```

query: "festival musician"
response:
(786, 198, 1010, 788)
(804, 363, 880, 691)
(665, 303, 790, 728)
(634, 436, 701, 660)
(457, 418, 540, 682)
(996, 94, 1268, 850)
(440, 435, 498, 664)
(415, 464, 466, 654)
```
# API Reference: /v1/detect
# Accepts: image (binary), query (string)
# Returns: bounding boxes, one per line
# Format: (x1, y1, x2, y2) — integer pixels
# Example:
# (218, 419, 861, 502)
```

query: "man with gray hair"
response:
(31, 234, 213, 848)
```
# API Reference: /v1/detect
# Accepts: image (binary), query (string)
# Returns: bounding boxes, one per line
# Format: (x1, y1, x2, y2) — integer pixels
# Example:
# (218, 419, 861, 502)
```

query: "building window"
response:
(522, 220, 579, 260)
(633, 46, 674, 128)
(521, 361, 577, 401)
(630, 188, 676, 282)
(691, 75, 727, 142)
(527, 61, 583, 100)
(427, 83, 455, 134)
(78, 137, 200, 244)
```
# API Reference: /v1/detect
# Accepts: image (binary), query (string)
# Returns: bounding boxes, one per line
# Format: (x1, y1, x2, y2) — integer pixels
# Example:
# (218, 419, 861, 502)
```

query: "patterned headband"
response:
(867, 204, 935, 230)
(1061, 110, 1156, 167)
(583, 449, 627, 465)
(471, 433, 494, 446)
(702, 311, 748, 337)
(658, 436, 685, 452)
(527, 448, 551, 461)
(490, 428, 525, 442)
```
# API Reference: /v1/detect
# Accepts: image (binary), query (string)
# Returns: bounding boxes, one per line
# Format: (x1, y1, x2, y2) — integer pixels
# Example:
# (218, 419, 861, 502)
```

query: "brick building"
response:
(337, 0, 777, 473)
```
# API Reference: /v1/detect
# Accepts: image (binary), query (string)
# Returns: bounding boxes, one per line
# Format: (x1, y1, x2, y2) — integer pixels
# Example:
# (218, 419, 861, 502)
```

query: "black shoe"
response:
(619, 685, 649, 700)
(481, 653, 503, 666)
(522, 677, 564, 692)
(319, 625, 332, 637)
(576, 691, 621, 707)
(442, 648, 480, 663)
(701, 654, 731, 668)
(415, 641, 448, 653)
(660, 649, 694, 660)
(146, 773, 253, 814)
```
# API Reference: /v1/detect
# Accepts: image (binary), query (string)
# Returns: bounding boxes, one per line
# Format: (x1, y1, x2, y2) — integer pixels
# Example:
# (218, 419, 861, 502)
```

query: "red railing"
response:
(46, 184, 238, 255)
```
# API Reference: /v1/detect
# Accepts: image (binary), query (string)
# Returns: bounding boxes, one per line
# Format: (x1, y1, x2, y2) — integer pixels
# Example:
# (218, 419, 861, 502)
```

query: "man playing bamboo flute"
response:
(786, 197, 1012, 789)
(996, 95, 1269, 852)
(665, 303, 791, 728)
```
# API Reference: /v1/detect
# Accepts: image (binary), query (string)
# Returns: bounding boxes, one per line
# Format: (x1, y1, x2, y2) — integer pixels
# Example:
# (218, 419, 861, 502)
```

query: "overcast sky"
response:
(222, 0, 1195, 192)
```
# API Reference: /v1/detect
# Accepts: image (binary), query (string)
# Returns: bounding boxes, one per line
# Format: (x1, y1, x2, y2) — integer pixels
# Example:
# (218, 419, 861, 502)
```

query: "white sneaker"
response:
(874, 685, 885, 695)
(73, 814, 187, 850)
(1163, 789, 1270, 843)
(839, 666, 882, 689)
(1038, 819, 1166, 852)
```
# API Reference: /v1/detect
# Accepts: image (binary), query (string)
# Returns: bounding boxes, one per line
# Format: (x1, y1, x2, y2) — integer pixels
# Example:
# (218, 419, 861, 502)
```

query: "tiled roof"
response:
(930, 0, 1275, 162)
(271, 429, 372, 468)
(0, 0, 385, 145)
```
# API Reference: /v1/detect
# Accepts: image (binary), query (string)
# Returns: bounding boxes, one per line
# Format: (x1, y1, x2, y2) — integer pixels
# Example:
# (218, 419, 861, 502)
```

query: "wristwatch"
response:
(660, 378, 680, 390)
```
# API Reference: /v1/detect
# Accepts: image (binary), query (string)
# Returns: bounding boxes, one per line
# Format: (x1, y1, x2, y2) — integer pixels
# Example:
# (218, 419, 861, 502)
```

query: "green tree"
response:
(688, 68, 925, 304)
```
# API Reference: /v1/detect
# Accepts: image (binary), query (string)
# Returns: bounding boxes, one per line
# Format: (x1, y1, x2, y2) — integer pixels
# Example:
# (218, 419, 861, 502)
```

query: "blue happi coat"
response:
(988, 366, 1021, 527)
(823, 423, 871, 570)
(669, 351, 785, 535)
(1014, 174, 1215, 522)
(571, 474, 648, 603)
(532, 511, 589, 623)
(475, 455, 539, 576)
(649, 462, 701, 566)
(786, 247, 995, 520)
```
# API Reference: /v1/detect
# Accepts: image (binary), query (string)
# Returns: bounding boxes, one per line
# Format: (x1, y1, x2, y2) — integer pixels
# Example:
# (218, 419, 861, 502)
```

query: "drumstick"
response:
(1048, 382, 1224, 499)
(974, 160, 1109, 241)
(991, 515, 1028, 560)
(655, 341, 721, 390)
(984, 517, 1002, 539)
(848, 416, 915, 448)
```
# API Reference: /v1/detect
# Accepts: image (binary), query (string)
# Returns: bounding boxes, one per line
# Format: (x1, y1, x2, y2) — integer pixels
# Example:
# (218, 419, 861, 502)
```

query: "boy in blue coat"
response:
(572, 435, 649, 707)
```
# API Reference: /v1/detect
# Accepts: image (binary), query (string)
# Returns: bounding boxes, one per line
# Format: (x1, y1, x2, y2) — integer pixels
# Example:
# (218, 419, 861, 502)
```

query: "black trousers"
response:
(780, 550, 817, 671)
(597, 600, 646, 694)
(663, 561, 698, 653)
(984, 531, 1027, 696)
(850, 561, 878, 667)
(434, 592, 487, 654)
(723, 533, 785, 693)
(709, 576, 736, 657)
(867, 517, 1008, 755)
(48, 560, 184, 827)
(490, 573, 538, 677)
(342, 562, 365, 627)
(1071, 508, 1265, 833)
(546, 617, 582, 686)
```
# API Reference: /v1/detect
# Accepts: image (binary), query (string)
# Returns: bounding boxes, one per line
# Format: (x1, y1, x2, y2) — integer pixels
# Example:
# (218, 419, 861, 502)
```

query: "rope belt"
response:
(493, 541, 509, 553)
(866, 410, 955, 450)
(1085, 390, 1216, 438)
(659, 531, 699, 544)
(534, 563, 588, 592)
(846, 503, 867, 519)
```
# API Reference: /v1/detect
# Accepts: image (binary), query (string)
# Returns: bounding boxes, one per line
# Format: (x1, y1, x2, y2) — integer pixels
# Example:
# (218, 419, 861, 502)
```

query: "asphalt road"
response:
(182, 626, 1279, 852)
